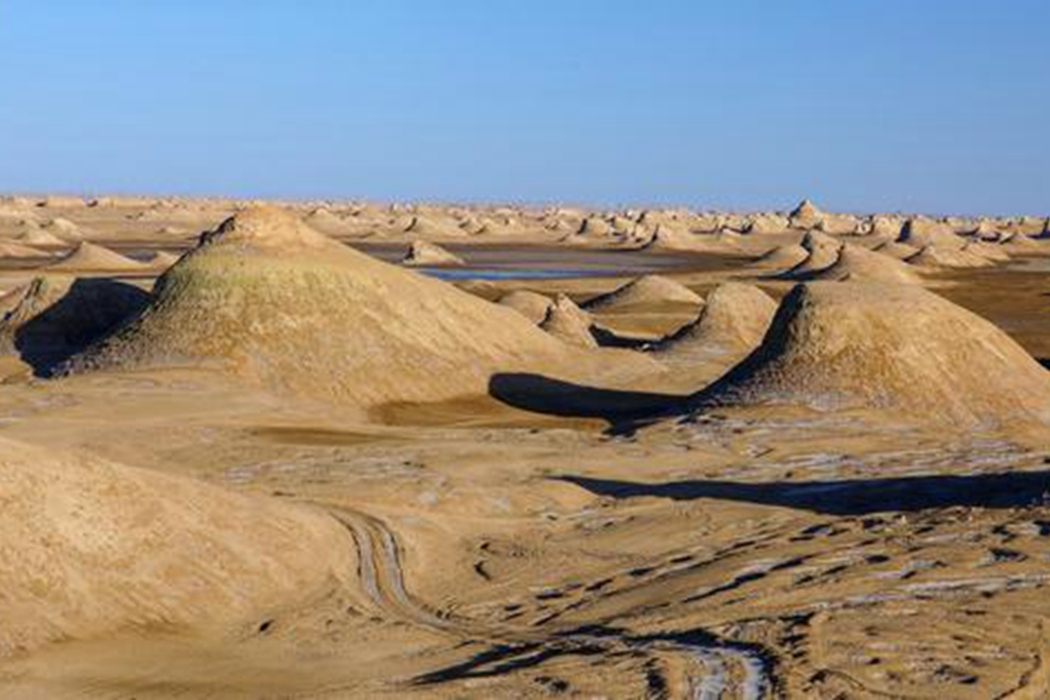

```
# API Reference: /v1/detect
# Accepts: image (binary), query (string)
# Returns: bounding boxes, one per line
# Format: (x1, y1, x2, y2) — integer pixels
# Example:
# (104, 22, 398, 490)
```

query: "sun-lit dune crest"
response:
(905, 244, 995, 269)
(496, 289, 554, 324)
(961, 240, 1011, 263)
(778, 230, 843, 279)
(539, 293, 598, 349)
(897, 217, 964, 250)
(65, 206, 621, 407)
(0, 435, 355, 657)
(745, 212, 790, 235)
(400, 239, 465, 267)
(873, 239, 921, 260)
(751, 243, 809, 271)
(582, 274, 701, 313)
(14, 223, 71, 249)
(0, 240, 49, 259)
(788, 199, 824, 230)
(652, 282, 777, 366)
(808, 244, 923, 285)
(692, 282, 1050, 427)
(47, 241, 148, 273)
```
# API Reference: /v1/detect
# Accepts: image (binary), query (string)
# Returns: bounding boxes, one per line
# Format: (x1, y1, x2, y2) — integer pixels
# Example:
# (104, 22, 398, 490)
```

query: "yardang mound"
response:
(692, 282, 1050, 428)
(809, 244, 922, 285)
(583, 275, 701, 313)
(654, 282, 777, 366)
(68, 207, 604, 408)
(401, 240, 466, 267)
(48, 242, 147, 273)
(0, 436, 354, 656)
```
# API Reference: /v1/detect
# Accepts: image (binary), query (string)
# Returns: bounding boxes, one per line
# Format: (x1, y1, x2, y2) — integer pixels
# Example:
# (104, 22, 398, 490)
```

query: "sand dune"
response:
(401, 240, 466, 267)
(48, 242, 148, 273)
(694, 282, 1050, 427)
(539, 294, 598, 348)
(0, 436, 354, 657)
(653, 282, 777, 367)
(778, 230, 843, 279)
(582, 274, 701, 313)
(809, 244, 923, 285)
(67, 207, 622, 408)
(496, 289, 554, 324)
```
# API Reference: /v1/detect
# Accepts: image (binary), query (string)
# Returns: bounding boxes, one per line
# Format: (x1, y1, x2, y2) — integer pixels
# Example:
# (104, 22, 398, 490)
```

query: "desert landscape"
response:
(0, 194, 1046, 698)
(2, 2, 1048, 697)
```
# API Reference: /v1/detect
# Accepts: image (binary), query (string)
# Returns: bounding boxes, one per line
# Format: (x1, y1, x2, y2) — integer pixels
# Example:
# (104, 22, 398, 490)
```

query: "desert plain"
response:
(0, 194, 1048, 699)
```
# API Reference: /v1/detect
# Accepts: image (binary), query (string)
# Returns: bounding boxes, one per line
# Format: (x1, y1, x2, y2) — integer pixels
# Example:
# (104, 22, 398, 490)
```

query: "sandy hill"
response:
(48, 242, 148, 273)
(873, 240, 921, 260)
(869, 215, 904, 240)
(653, 282, 777, 366)
(692, 282, 1050, 427)
(496, 290, 554, 324)
(67, 207, 628, 408)
(0, 436, 354, 657)
(809, 244, 923, 285)
(906, 244, 994, 269)
(746, 213, 790, 235)
(582, 275, 702, 313)
(0, 240, 49, 259)
(146, 250, 181, 270)
(42, 217, 87, 241)
(898, 218, 964, 249)
(961, 240, 1011, 262)
(15, 225, 70, 249)
(0, 275, 148, 375)
(778, 231, 843, 279)
(401, 240, 466, 267)
(751, 244, 809, 271)
(789, 199, 823, 229)
(539, 294, 598, 348)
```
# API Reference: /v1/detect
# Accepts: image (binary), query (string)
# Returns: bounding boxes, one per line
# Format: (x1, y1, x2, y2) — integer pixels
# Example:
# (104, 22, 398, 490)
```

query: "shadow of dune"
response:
(556, 469, 1050, 515)
(488, 373, 685, 423)
(12, 279, 149, 377)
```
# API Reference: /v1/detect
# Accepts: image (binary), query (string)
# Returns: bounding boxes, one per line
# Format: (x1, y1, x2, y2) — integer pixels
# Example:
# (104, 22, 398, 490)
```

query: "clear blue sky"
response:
(1, 1, 1047, 215)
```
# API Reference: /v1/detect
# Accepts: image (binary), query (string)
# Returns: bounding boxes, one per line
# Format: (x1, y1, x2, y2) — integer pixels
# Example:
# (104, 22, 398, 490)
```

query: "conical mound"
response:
(0, 435, 354, 656)
(653, 282, 777, 366)
(15, 226, 69, 248)
(752, 244, 809, 270)
(497, 290, 554, 324)
(789, 199, 824, 229)
(961, 240, 1011, 262)
(401, 239, 466, 267)
(906, 244, 993, 269)
(873, 240, 920, 260)
(0, 240, 49, 259)
(539, 294, 598, 349)
(48, 242, 147, 273)
(778, 231, 842, 279)
(693, 282, 1050, 427)
(68, 207, 589, 408)
(898, 218, 964, 249)
(0, 275, 148, 375)
(583, 274, 701, 313)
(809, 244, 923, 285)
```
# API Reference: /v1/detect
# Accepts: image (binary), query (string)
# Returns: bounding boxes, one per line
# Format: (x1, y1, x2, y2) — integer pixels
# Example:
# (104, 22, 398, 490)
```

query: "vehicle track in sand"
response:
(327, 505, 771, 699)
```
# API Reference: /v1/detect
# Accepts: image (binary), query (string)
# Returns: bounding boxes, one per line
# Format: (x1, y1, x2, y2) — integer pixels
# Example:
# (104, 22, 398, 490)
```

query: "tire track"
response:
(327, 505, 772, 698)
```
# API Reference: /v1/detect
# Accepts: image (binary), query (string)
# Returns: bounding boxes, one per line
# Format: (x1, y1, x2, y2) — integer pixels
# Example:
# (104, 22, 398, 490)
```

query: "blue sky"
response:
(1, 1, 1047, 215)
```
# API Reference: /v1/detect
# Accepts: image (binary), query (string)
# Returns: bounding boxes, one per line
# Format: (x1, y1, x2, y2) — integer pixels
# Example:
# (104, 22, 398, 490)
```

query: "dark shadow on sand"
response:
(12, 278, 149, 377)
(488, 373, 685, 423)
(556, 469, 1050, 515)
